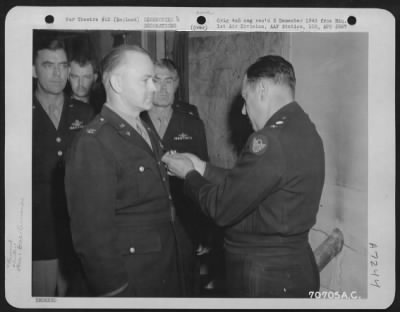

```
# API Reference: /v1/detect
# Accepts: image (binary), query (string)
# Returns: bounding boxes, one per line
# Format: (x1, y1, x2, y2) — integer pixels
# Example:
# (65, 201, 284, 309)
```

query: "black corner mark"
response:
(197, 16, 206, 25)
(45, 15, 54, 24)
(347, 16, 356, 25)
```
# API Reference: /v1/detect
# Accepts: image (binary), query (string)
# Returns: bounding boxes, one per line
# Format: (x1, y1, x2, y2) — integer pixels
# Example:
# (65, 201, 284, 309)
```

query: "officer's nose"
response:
(149, 78, 157, 92)
(160, 82, 168, 91)
(242, 104, 247, 115)
(53, 65, 61, 77)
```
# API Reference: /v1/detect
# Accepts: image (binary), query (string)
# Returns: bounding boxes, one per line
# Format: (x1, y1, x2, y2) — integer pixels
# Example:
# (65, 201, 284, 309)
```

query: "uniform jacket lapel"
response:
(141, 111, 163, 142)
(142, 119, 166, 159)
(101, 106, 155, 157)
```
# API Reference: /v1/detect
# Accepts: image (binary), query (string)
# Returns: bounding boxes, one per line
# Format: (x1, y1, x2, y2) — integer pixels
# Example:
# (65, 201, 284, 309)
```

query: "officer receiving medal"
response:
(65, 45, 191, 297)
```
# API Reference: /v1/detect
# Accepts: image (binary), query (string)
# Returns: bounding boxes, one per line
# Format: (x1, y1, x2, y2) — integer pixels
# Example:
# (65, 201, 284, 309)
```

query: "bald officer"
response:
(141, 59, 214, 295)
(65, 45, 188, 297)
(162, 55, 325, 297)
(140, 59, 210, 250)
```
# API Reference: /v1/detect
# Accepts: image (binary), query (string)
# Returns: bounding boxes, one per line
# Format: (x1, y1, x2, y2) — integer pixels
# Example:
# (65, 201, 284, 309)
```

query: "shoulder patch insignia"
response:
(251, 134, 268, 155)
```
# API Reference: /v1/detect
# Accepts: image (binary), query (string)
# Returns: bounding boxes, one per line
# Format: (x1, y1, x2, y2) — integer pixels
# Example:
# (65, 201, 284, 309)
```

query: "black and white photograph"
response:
(4, 6, 395, 309)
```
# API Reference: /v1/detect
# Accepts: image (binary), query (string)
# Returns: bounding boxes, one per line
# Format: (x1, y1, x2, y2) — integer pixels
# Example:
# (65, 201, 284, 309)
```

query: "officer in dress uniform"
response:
(32, 33, 94, 297)
(162, 55, 325, 297)
(65, 45, 189, 297)
(141, 59, 221, 296)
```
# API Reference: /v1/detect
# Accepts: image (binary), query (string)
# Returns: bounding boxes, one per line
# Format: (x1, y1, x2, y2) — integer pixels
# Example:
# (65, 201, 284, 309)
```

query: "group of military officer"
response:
(33, 30, 325, 298)
(32, 32, 216, 297)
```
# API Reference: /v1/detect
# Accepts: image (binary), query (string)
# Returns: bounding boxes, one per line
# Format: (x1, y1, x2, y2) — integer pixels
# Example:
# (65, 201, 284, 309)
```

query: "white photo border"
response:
(4, 6, 396, 309)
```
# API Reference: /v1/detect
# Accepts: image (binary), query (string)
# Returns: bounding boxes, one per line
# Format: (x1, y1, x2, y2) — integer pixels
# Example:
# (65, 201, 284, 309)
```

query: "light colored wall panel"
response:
(291, 32, 368, 297)
(188, 32, 289, 167)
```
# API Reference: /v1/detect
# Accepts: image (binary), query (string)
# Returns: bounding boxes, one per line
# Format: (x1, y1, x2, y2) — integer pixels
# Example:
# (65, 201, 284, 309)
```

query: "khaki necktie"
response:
(135, 118, 153, 150)
(47, 104, 61, 129)
(156, 117, 169, 139)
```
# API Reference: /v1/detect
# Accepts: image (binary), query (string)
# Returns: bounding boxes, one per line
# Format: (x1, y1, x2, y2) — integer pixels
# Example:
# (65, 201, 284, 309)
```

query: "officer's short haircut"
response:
(70, 53, 98, 74)
(32, 31, 66, 65)
(155, 58, 179, 81)
(246, 55, 296, 96)
(101, 44, 153, 86)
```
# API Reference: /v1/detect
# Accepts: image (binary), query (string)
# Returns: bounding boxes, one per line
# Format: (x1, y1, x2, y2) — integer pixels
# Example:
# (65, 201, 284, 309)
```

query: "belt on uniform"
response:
(115, 211, 173, 227)
(224, 230, 310, 254)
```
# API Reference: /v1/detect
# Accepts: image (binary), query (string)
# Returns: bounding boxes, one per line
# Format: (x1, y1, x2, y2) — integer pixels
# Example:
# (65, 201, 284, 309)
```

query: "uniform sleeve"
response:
(65, 134, 129, 296)
(203, 163, 230, 184)
(184, 132, 285, 227)
(196, 120, 209, 162)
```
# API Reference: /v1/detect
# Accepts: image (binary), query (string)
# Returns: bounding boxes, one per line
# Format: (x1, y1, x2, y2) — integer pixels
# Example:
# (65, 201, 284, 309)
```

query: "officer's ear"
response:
(257, 79, 268, 101)
(32, 65, 37, 78)
(173, 76, 180, 93)
(109, 73, 123, 93)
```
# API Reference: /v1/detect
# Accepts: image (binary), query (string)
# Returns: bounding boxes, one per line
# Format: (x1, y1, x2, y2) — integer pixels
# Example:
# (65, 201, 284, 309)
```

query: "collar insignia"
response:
(270, 117, 287, 129)
(251, 134, 268, 155)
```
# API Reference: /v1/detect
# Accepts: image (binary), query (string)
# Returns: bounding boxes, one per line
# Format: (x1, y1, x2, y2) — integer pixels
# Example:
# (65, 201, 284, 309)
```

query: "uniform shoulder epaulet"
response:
(69, 98, 95, 115)
(68, 97, 86, 109)
(173, 101, 200, 119)
(85, 116, 106, 135)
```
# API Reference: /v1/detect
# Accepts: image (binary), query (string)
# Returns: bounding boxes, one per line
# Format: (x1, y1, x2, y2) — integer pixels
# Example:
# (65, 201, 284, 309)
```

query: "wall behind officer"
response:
(141, 59, 220, 295)
(162, 55, 325, 297)
(65, 45, 190, 297)
(32, 34, 94, 297)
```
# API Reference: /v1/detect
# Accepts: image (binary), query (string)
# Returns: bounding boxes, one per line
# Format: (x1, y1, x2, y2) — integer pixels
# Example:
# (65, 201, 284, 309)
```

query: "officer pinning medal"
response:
(162, 55, 325, 297)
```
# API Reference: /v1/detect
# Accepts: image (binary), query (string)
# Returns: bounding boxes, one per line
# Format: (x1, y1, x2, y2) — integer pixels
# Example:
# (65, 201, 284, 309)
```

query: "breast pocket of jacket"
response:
(118, 159, 162, 200)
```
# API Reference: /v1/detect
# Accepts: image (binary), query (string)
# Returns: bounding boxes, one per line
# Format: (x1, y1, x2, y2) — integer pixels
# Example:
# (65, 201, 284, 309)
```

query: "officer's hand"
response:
(164, 150, 177, 176)
(196, 244, 211, 256)
(181, 153, 206, 176)
(162, 153, 195, 179)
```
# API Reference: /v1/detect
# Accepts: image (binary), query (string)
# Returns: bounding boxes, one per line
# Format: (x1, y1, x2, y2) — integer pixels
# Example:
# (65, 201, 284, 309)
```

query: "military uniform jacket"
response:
(184, 102, 325, 252)
(32, 95, 94, 261)
(65, 106, 185, 296)
(141, 107, 209, 244)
